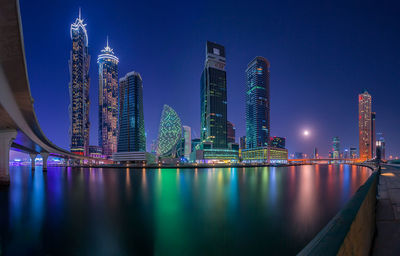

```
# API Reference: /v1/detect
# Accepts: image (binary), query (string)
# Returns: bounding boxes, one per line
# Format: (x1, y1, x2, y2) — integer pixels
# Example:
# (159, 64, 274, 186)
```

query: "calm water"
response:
(0, 165, 371, 255)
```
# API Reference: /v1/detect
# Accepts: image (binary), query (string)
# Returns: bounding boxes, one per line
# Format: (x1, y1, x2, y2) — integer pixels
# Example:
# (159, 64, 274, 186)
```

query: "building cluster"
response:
(67, 10, 288, 165)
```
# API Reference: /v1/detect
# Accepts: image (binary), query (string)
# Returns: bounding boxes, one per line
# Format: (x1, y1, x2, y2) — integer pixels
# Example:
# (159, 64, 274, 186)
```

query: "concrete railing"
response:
(298, 169, 378, 256)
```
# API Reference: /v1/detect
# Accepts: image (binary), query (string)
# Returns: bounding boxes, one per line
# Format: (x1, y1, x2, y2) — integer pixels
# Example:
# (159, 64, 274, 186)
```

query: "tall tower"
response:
(69, 9, 90, 156)
(182, 126, 192, 160)
(359, 91, 372, 160)
(200, 41, 227, 149)
(332, 136, 340, 159)
(245, 56, 270, 149)
(227, 121, 236, 144)
(118, 72, 146, 152)
(371, 112, 376, 158)
(98, 38, 119, 158)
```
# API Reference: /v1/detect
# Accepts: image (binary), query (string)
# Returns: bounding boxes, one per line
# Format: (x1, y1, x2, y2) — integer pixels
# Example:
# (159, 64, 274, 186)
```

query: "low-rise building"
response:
(242, 146, 288, 164)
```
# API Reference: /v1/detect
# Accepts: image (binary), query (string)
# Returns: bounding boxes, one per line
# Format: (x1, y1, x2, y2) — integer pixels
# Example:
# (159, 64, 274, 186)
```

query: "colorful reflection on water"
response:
(0, 165, 371, 255)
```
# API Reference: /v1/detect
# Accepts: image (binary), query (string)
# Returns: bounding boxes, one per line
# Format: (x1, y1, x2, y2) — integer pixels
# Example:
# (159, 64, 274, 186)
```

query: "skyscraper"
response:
(377, 133, 385, 160)
(156, 105, 182, 158)
(371, 112, 376, 158)
(69, 10, 90, 156)
(240, 136, 246, 149)
(227, 121, 236, 144)
(270, 137, 286, 149)
(118, 72, 146, 152)
(245, 56, 270, 149)
(359, 91, 372, 160)
(332, 136, 340, 159)
(200, 41, 227, 149)
(98, 38, 119, 157)
(182, 126, 192, 159)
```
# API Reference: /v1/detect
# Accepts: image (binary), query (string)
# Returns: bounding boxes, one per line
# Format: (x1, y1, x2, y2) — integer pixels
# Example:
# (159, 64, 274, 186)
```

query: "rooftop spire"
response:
(79, 7, 81, 20)
(106, 36, 109, 48)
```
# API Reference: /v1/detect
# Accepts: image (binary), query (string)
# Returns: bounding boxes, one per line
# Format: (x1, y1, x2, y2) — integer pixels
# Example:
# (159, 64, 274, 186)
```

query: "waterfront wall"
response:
(298, 169, 378, 256)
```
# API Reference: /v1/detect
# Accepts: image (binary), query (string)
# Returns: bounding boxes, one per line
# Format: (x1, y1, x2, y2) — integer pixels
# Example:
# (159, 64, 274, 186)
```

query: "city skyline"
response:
(19, 0, 400, 157)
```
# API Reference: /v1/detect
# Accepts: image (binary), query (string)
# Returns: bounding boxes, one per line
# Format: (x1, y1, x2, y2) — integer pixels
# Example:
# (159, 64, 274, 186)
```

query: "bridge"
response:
(0, 0, 96, 185)
(288, 158, 360, 164)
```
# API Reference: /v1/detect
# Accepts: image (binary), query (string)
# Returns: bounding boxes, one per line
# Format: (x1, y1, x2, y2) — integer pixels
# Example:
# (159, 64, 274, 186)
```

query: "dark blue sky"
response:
(19, 0, 400, 157)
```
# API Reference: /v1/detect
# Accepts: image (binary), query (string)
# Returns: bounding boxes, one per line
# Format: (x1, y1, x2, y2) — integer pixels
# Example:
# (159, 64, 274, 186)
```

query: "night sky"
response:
(18, 0, 400, 157)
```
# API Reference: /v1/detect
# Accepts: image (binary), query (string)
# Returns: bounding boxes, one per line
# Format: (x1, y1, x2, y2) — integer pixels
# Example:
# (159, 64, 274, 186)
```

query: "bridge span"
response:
(0, 0, 96, 185)
(288, 158, 360, 164)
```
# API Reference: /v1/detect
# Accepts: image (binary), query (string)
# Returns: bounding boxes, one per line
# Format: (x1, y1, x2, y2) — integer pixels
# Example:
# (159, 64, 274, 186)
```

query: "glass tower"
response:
(182, 126, 192, 159)
(245, 56, 270, 149)
(200, 41, 227, 149)
(359, 91, 372, 160)
(69, 10, 90, 156)
(97, 38, 119, 158)
(118, 72, 146, 152)
(332, 136, 340, 159)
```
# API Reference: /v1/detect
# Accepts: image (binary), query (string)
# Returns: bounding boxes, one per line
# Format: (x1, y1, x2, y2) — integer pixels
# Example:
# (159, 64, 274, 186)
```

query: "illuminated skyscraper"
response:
(98, 38, 119, 157)
(245, 56, 270, 149)
(377, 133, 385, 160)
(182, 126, 192, 159)
(69, 9, 90, 156)
(359, 91, 372, 160)
(371, 112, 376, 158)
(118, 72, 146, 152)
(240, 136, 246, 149)
(227, 121, 236, 144)
(156, 105, 182, 158)
(200, 41, 227, 149)
(332, 136, 340, 159)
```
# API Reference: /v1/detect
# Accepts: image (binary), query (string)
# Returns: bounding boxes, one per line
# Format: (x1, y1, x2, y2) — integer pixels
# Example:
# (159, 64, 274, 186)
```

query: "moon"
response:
(303, 130, 309, 136)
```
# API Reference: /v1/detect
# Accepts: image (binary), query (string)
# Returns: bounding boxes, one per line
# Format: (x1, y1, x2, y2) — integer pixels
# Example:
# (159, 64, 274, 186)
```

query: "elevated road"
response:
(0, 0, 92, 185)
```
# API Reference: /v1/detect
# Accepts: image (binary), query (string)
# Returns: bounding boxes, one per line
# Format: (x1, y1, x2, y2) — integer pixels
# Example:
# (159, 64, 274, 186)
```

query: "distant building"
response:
(246, 56, 270, 149)
(227, 121, 236, 144)
(294, 152, 304, 159)
(200, 41, 227, 149)
(117, 72, 146, 152)
(69, 10, 90, 156)
(97, 39, 119, 158)
(313, 147, 319, 159)
(343, 148, 349, 159)
(371, 112, 376, 158)
(240, 136, 246, 149)
(376, 133, 385, 160)
(191, 138, 201, 153)
(270, 137, 285, 149)
(359, 91, 372, 160)
(156, 105, 182, 158)
(332, 136, 340, 159)
(350, 147, 357, 159)
(89, 145, 104, 159)
(182, 126, 192, 160)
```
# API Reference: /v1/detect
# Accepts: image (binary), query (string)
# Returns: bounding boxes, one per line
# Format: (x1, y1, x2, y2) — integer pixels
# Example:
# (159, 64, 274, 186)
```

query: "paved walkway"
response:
(372, 165, 400, 255)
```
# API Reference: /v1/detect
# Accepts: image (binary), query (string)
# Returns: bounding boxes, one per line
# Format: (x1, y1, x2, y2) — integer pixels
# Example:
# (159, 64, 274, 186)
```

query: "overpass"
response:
(0, 0, 95, 185)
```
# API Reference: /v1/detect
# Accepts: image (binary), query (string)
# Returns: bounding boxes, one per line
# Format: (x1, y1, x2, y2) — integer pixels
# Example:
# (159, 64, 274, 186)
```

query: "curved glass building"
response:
(156, 105, 182, 158)
(97, 39, 119, 157)
(69, 10, 90, 156)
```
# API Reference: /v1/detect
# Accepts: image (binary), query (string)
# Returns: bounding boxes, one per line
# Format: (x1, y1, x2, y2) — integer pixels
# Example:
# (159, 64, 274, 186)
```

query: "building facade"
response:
(376, 133, 385, 160)
(156, 105, 182, 158)
(240, 136, 246, 149)
(182, 126, 192, 160)
(98, 39, 119, 157)
(359, 91, 372, 160)
(117, 72, 146, 152)
(350, 147, 357, 159)
(69, 11, 90, 156)
(332, 136, 340, 159)
(371, 112, 376, 158)
(270, 136, 285, 149)
(227, 121, 236, 144)
(241, 147, 288, 164)
(200, 41, 227, 149)
(245, 56, 270, 149)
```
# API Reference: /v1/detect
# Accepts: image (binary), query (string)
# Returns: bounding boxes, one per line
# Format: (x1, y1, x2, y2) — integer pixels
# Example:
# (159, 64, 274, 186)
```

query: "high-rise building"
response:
(200, 41, 227, 149)
(191, 138, 201, 153)
(371, 112, 376, 158)
(245, 56, 270, 149)
(376, 133, 385, 160)
(359, 91, 372, 160)
(98, 38, 119, 158)
(313, 147, 319, 159)
(240, 136, 246, 149)
(117, 72, 146, 152)
(332, 136, 340, 159)
(182, 126, 192, 159)
(227, 121, 236, 144)
(156, 105, 182, 158)
(69, 10, 90, 156)
(270, 136, 285, 149)
(350, 147, 357, 159)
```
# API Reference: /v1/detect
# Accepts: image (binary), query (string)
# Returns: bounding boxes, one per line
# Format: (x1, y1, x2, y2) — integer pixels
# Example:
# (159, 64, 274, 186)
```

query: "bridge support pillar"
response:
(29, 153, 37, 170)
(0, 129, 17, 186)
(41, 152, 49, 172)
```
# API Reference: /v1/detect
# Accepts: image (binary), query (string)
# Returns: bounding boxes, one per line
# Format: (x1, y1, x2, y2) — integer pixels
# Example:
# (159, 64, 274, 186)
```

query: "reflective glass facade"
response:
(359, 91, 372, 160)
(156, 105, 182, 158)
(227, 121, 235, 144)
(270, 136, 285, 149)
(245, 57, 270, 149)
(98, 40, 119, 157)
(69, 12, 90, 156)
(118, 72, 146, 152)
(201, 41, 227, 149)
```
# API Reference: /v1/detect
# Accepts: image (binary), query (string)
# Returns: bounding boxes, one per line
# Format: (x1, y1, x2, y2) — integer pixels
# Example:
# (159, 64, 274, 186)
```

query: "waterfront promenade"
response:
(372, 164, 400, 255)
